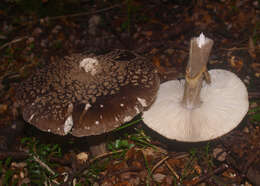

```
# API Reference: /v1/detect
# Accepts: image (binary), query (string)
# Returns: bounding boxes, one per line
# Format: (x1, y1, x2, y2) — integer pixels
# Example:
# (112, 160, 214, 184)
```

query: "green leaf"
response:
(252, 113, 260, 122)
(248, 106, 260, 114)
(4, 157, 12, 167)
(0, 161, 3, 174)
(115, 139, 129, 149)
(113, 118, 142, 132)
(3, 169, 14, 185)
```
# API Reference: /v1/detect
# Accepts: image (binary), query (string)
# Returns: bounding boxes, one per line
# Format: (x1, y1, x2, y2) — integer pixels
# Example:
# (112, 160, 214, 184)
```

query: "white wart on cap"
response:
(143, 33, 249, 142)
(16, 50, 160, 137)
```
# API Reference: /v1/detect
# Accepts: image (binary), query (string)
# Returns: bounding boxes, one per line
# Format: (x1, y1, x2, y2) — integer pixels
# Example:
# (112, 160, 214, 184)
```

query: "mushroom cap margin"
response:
(142, 69, 249, 142)
(17, 50, 160, 136)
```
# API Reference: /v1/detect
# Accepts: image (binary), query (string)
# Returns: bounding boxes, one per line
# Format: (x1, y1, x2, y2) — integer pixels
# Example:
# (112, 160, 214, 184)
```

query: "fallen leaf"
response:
(0, 104, 8, 114)
(255, 73, 260, 78)
(142, 31, 153, 38)
(150, 48, 159, 54)
(153, 173, 166, 183)
(229, 56, 243, 72)
(193, 163, 202, 175)
(248, 37, 256, 58)
(130, 161, 142, 169)
(76, 152, 88, 163)
(114, 181, 132, 186)
(222, 168, 237, 178)
(251, 63, 260, 72)
(167, 158, 185, 169)
(213, 147, 227, 162)
(153, 56, 166, 73)
(11, 162, 27, 169)
(109, 161, 128, 172)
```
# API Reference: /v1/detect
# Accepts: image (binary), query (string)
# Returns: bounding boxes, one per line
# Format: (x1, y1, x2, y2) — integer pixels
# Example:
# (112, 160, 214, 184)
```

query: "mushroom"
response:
(143, 33, 249, 142)
(16, 49, 160, 155)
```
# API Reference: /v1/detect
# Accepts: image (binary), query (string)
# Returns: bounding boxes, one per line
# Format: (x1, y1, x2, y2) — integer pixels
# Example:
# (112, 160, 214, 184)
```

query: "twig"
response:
(47, 3, 124, 22)
(33, 155, 56, 176)
(151, 156, 169, 173)
(220, 46, 260, 51)
(195, 164, 229, 185)
(220, 47, 248, 51)
(169, 152, 189, 159)
(22, 2, 125, 28)
(165, 160, 180, 180)
(151, 152, 188, 179)
(89, 149, 124, 163)
(62, 149, 126, 184)
(0, 2, 125, 51)
(0, 36, 28, 51)
(33, 155, 61, 185)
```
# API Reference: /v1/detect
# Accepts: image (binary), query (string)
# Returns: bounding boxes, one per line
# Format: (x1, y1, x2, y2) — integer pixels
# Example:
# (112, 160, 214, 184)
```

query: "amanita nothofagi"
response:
(143, 33, 249, 142)
(16, 49, 159, 138)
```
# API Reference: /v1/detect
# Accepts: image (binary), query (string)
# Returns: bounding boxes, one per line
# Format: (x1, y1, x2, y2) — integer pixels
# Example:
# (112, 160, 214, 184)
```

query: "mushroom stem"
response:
(181, 33, 214, 109)
(88, 135, 108, 157)
(89, 142, 107, 157)
(181, 66, 206, 109)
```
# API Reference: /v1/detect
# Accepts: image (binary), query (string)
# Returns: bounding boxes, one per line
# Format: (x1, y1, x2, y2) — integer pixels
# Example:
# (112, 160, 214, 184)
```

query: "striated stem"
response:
(181, 33, 214, 109)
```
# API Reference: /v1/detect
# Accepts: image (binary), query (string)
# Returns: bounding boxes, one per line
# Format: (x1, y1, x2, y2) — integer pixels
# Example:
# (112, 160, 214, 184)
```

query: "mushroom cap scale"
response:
(143, 69, 249, 142)
(16, 50, 160, 136)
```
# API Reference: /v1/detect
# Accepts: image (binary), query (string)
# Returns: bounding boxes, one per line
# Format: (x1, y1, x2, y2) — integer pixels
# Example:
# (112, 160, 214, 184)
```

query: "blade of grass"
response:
(113, 118, 142, 132)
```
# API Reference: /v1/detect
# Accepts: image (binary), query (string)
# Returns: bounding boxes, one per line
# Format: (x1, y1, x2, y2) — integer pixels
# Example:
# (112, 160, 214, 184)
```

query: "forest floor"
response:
(0, 0, 260, 185)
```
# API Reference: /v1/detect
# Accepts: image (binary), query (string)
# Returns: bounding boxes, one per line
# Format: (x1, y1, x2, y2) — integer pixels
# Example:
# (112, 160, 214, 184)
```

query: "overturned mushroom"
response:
(143, 33, 249, 142)
(16, 49, 160, 154)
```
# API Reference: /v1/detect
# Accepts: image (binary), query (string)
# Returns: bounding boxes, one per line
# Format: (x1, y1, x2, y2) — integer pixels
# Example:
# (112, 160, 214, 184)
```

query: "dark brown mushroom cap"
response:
(16, 50, 160, 137)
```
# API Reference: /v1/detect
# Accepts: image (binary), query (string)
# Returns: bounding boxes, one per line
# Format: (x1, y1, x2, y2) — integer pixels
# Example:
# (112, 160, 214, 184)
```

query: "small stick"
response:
(151, 156, 169, 173)
(0, 37, 28, 51)
(169, 152, 189, 160)
(165, 160, 180, 180)
(89, 149, 124, 163)
(21, 2, 125, 27)
(33, 155, 61, 185)
(47, 3, 124, 22)
(220, 46, 260, 51)
(195, 164, 229, 184)
(33, 155, 56, 176)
